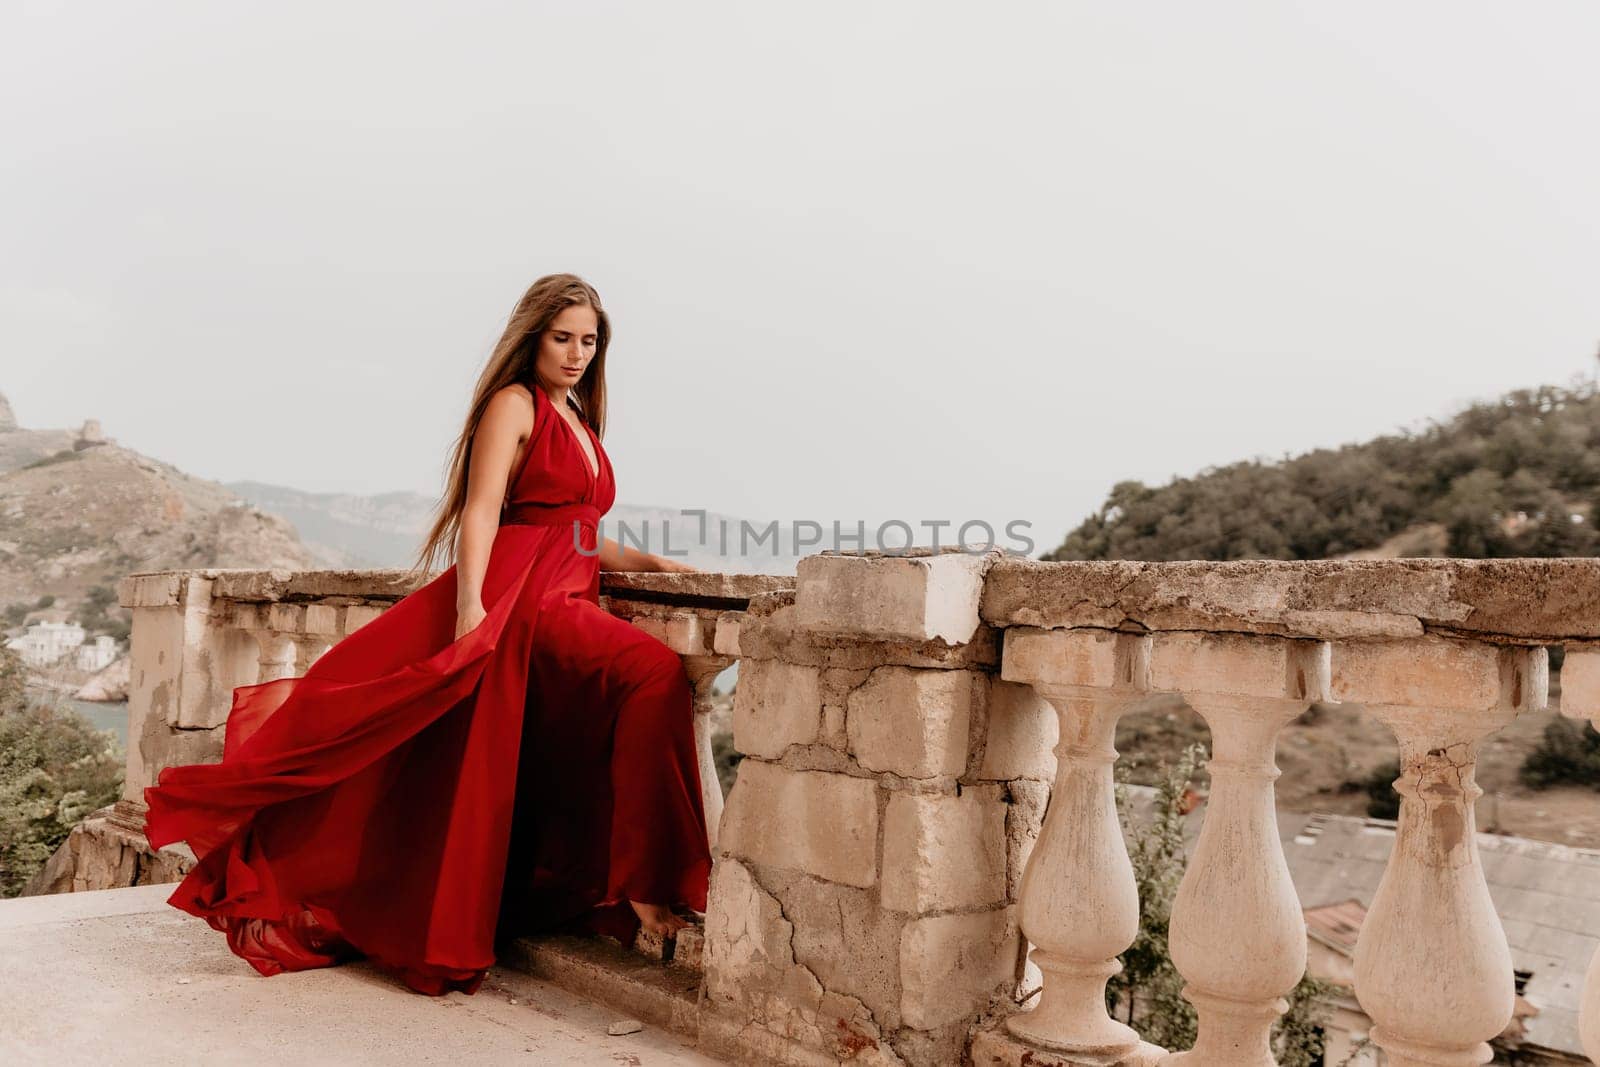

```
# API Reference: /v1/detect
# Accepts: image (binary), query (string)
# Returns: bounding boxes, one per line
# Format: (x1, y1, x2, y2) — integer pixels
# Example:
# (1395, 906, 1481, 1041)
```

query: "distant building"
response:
(73, 635, 119, 671)
(73, 418, 112, 449)
(6, 620, 87, 667)
(1284, 810, 1596, 1064)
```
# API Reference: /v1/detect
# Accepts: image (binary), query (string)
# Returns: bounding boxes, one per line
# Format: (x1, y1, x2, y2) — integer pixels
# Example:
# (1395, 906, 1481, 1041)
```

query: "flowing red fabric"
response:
(144, 385, 712, 996)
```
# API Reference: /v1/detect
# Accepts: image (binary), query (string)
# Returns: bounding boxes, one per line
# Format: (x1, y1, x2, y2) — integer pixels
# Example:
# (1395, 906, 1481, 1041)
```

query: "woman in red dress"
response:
(143, 273, 712, 995)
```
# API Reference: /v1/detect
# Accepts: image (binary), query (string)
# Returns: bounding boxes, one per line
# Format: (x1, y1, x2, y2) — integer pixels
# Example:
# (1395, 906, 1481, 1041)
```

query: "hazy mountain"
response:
(223, 480, 433, 569)
(225, 480, 804, 575)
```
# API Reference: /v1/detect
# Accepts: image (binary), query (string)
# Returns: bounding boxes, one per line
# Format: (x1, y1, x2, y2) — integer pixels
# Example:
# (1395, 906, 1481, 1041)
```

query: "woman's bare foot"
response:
(629, 900, 691, 937)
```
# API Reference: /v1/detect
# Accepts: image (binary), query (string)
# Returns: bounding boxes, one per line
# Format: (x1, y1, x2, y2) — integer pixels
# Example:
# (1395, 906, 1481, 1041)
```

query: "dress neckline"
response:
(539, 386, 600, 485)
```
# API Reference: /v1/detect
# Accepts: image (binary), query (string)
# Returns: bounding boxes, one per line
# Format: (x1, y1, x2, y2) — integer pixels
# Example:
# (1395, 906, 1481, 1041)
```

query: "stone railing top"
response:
(980, 557, 1600, 645)
(599, 571, 794, 610)
(119, 567, 428, 608)
(122, 557, 1600, 645)
(119, 567, 794, 613)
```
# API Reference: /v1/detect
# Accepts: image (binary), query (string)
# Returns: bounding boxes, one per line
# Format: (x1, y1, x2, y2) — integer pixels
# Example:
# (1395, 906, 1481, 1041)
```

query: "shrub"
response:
(1519, 717, 1600, 790)
(711, 726, 743, 798)
(0, 647, 124, 897)
(1359, 760, 1402, 820)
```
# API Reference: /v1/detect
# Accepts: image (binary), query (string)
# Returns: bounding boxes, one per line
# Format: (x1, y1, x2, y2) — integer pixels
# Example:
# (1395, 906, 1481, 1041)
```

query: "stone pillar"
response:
(1151, 633, 1330, 1067)
(701, 550, 1032, 1067)
(682, 654, 729, 851)
(1334, 637, 1546, 1067)
(119, 572, 230, 801)
(998, 626, 1156, 1061)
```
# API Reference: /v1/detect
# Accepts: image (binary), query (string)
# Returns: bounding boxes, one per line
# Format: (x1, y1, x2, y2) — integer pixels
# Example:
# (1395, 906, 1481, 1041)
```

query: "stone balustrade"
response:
(28, 566, 785, 896)
(32, 552, 1600, 1066)
(702, 552, 1597, 1067)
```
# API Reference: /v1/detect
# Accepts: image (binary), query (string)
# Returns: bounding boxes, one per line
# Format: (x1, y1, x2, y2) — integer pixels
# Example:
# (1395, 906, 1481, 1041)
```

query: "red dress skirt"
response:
(143, 385, 712, 995)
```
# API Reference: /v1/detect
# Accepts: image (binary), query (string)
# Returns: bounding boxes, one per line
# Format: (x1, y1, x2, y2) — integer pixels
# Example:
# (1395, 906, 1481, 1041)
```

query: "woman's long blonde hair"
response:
(406, 273, 611, 579)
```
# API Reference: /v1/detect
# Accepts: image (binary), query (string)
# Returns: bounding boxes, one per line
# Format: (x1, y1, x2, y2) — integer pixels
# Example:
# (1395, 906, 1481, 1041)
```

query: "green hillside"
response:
(1047, 381, 1600, 562)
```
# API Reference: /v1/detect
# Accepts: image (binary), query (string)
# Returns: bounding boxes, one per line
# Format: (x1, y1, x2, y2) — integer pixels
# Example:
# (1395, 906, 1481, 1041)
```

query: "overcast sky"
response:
(4, 1, 1597, 553)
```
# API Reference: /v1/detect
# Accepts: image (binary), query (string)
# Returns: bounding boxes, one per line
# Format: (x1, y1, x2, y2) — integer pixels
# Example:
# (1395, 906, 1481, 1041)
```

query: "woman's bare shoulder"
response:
(493, 381, 536, 408)
(488, 383, 536, 415)
(482, 383, 536, 438)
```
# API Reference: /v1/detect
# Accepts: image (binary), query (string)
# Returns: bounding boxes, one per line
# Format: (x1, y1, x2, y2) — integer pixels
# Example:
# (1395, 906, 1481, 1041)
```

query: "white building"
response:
(73, 634, 119, 671)
(5, 620, 87, 667)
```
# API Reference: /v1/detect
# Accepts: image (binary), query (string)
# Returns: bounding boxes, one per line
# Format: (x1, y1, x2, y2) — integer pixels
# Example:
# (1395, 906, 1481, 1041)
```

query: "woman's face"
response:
(535, 304, 599, 392)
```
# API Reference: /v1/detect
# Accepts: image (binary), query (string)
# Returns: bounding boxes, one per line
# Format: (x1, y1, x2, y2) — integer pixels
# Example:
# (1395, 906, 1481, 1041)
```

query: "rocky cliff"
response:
(0, 391, 315, 611)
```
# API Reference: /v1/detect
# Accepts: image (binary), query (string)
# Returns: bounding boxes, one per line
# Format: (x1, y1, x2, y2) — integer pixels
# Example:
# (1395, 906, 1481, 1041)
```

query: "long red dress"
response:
(143, 384, 713, 996)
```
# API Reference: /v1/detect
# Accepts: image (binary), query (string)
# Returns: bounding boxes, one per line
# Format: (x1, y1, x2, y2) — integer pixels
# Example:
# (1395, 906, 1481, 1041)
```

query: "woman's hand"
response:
(455, 599, 487, 640)
(652, 556, 699, 574)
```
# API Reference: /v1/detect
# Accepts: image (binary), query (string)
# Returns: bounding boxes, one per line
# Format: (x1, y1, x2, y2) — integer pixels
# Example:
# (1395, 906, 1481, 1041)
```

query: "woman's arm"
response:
(596, 536, 698, 573)
(455, 388, 533, 637)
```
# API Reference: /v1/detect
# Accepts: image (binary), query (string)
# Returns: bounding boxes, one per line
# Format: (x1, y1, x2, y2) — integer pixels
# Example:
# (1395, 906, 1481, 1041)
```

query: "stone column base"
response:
(969, 1026, 1166, 1067)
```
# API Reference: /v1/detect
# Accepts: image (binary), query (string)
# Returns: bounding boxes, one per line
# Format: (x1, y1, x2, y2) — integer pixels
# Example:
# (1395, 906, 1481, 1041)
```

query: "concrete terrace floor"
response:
(0, 884, 726, 1066)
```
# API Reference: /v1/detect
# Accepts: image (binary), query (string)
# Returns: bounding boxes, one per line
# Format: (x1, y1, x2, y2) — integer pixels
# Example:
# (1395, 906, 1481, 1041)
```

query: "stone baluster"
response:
(998, 626, 1153, 1059)
(1334, 637, 1546, 1067)
(629, 608, 738, 854)
(292, 636, 332, 676)
(682, 655, 729, 852)
(247, 628, 298, 683)
(1151, 633, 1330, 1067)
(1553, 646, 1600, 1062)
(342, 604, 386, 637)
(294, 603, 341, 675)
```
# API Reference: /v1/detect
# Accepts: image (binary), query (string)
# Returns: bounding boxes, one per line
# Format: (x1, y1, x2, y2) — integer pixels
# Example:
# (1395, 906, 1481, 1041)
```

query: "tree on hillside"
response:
(1049, 380, 1600, 562)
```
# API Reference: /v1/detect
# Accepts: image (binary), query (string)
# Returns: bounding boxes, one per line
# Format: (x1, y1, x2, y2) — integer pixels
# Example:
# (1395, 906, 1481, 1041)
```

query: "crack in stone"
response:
(740, 861, 905, 1065)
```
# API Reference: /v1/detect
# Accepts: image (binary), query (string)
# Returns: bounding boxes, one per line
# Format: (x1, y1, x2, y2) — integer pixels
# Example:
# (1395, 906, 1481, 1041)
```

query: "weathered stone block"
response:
(758, 867, 906, 1027)
(733, 660, 822, 758)
(117, 572, 183, 609)
(343, 604, 384, 633)
(702, 858, 894, 1064)
(1003, 779, 1050, 901)
(977, 680, 1057, 781)
(1333, 638, 1547, 712)
(704, 858, 808, 1003)
(881, 791, 1007, 913)
(714, 614, 742, 656)
(125, 578, 246, 733)
(1150, 631, 1331, 701)
(846, 668, 975, 778)
(980, 557, 1600, 645)
(1001, 627, 1150, 692)
(303, 603, 341, 636)
(794, 551, 988, 645)
(266, 602, 305, 633)
(900, 908, 1020, 1029)
(630, 612, 712, 656)
(720, 761, 879, 888)
(671, 925, 705, 971)
(1560, 647, 1600, 722)
(740, 602, 1001, 672)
